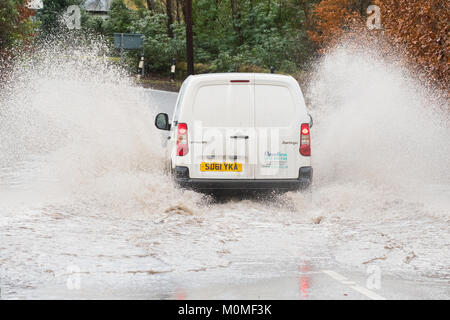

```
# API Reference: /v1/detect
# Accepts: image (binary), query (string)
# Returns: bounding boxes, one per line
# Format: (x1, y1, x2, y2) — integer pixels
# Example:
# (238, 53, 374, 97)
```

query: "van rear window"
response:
(255, 85, 295, 127)
(193, 85, 253, 127)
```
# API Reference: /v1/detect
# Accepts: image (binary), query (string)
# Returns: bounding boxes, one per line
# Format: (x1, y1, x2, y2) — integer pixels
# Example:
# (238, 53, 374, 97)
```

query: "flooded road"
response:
(0, 43, 449, 299)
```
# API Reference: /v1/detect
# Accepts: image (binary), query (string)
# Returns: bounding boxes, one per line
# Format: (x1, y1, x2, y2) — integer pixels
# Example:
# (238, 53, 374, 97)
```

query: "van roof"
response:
(185, 72, 297, 85)
(181, 72, 299, 88)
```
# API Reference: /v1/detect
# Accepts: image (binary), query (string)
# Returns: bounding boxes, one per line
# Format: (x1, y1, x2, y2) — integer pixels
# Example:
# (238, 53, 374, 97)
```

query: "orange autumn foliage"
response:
(308, 0, 363, 50)
(309, 0, 449, 89)
(374, 0, 449, 89)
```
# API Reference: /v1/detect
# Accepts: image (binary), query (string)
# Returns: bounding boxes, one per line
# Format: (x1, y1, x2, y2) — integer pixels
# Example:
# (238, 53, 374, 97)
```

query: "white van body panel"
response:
(166, 73, 311, 188)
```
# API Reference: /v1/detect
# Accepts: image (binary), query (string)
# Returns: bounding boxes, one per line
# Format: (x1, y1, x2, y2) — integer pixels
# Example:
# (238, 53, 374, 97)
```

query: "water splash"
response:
(282, 41, 450, 223)
(0, 38, 203, 215)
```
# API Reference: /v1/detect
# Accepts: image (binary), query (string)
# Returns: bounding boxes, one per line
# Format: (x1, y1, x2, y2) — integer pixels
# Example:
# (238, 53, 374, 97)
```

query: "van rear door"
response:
(189, 76, 255, 179)
(254, 77, 301, 179)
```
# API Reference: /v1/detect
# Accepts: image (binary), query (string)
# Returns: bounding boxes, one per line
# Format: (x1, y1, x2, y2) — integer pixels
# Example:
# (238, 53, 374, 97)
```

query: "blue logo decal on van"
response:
(262, 152, 288, 168)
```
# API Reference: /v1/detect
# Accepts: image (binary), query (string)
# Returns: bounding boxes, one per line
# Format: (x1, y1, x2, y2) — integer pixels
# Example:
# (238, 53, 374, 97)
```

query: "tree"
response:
(146, 0, 153, 14)
(166, 0, 174, 38)
(131, 12, 185, 72)
(175, 0, 182, 23)
(308, 0, 448, 88)
(230, 0, 243, 46)
(104, 0, 136, 35)
(37, 0, 83, 37)
(308, 0, 363, 50)
(0, 0, 36, 50)
(374, 0, 449, 88)
(0, 0, 36, 84)
(185, 0, 194, 74)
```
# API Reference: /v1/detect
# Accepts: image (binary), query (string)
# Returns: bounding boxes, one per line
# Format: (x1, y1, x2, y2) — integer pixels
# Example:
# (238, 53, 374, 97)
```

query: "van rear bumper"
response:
(174, 166, 312, 191)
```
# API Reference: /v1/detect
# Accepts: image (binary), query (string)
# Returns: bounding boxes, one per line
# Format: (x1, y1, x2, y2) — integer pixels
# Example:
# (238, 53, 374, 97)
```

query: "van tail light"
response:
(300, 123, 311, 156)
(176, 123, 189, 156)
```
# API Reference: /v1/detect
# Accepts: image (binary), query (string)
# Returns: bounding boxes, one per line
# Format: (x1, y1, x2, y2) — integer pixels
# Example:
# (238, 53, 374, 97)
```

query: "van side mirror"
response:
(308, 114, 313, 128)
(155, 113, 171, 131)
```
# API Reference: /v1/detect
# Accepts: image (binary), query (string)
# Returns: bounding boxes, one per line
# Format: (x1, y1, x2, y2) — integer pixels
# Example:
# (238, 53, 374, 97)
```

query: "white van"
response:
(155, 73, 313, 192)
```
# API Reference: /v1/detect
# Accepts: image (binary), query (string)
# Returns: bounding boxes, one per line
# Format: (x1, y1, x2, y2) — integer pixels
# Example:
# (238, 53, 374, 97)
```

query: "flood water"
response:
(0, 41, 449, 299)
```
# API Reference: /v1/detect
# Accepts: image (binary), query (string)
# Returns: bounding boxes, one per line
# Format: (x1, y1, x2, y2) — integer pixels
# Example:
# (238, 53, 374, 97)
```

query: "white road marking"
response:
(145, 88, 178, 95)
(322, 270, 347, 282)
(322, 270, 386, 300)
(350, 285, 386, 300)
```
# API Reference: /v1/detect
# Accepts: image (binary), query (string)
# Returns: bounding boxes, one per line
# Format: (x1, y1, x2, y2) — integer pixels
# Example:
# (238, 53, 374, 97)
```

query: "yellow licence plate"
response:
(200, 162, 243, 172)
